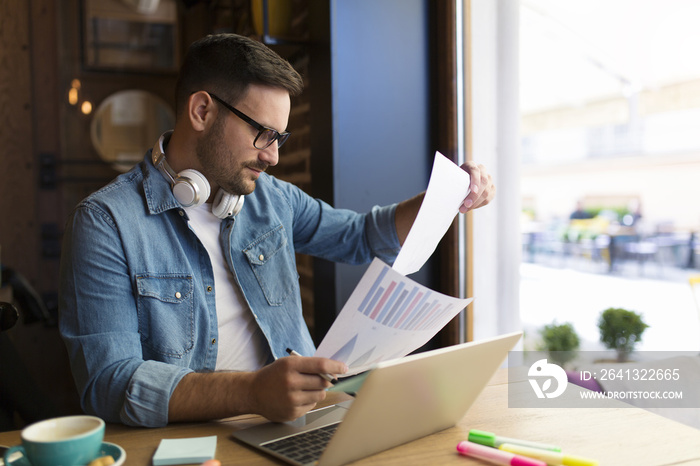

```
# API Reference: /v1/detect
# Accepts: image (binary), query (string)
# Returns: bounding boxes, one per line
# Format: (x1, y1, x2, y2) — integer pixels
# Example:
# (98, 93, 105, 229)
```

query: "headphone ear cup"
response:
(212, 190, 245, 219)
(173, 169, 211, 207)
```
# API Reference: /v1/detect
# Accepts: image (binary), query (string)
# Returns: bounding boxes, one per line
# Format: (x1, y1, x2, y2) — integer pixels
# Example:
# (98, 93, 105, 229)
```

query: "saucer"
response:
(97, 442, 126, 466)
(2, 442, 125, 466)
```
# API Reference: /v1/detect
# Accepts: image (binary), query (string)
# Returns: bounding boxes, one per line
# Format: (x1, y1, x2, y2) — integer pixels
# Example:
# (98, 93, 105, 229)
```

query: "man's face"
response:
(196, 84, 291, 196)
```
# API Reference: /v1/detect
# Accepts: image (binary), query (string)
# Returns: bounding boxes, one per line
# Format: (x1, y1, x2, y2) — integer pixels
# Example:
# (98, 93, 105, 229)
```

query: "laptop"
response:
(231, 331, 522, 466)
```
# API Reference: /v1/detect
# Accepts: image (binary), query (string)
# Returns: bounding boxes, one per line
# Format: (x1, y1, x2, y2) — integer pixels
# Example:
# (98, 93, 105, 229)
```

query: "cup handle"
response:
(3, 445, 26, 465)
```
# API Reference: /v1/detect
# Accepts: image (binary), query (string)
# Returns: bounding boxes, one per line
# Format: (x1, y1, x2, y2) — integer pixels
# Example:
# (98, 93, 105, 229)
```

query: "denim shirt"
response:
(59, 151, 400, 427)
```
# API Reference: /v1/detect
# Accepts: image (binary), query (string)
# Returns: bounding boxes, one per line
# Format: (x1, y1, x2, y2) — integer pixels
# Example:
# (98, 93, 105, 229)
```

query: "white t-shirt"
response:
(184, 203, 268, 371)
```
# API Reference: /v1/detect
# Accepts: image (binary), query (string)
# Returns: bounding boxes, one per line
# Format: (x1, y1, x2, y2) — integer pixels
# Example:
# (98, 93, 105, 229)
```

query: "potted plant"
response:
(598, 307, 648, 362)
(538, 321, 580, 367)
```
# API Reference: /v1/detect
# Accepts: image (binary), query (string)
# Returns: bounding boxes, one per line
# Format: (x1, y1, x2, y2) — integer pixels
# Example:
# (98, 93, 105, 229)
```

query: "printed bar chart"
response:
(358, 271, 457, 332)
(316, 258, 473, 375)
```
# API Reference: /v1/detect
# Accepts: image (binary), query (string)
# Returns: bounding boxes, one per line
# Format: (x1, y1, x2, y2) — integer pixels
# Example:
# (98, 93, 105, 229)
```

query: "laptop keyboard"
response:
(262, 422, 341, 465)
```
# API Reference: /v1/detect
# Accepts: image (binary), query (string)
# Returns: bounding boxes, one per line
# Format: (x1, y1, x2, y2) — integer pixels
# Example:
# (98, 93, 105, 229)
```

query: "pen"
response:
(500, 443, 599, 466)
(468, 429, 561, 452)
(456, 441, 547, 466)
(285, 348, 337, 383)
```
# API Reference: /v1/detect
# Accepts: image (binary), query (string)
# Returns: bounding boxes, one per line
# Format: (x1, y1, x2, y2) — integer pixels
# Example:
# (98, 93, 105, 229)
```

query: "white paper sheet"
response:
(391, 151, 471, 275)
(313, 152, 473, 375)
(315, 258, 472, 376)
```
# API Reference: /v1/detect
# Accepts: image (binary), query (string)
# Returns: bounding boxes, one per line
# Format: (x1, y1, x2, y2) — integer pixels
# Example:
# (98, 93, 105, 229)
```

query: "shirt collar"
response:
(142, 149, 184, 215)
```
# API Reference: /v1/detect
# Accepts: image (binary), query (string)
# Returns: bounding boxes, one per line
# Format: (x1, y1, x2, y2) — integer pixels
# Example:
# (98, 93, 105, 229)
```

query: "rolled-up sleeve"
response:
(121, 360, 191, 427)
(364, 204, 401, 263)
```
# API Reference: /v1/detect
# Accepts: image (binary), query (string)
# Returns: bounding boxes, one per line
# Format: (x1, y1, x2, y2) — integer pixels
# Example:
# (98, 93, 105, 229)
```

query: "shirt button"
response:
(175, 291, 181, 299)
(207, 286, 213, 292)
(259, 254, 265, 261)
(178, 210, 185, 217)
(211, 338, 216, 345)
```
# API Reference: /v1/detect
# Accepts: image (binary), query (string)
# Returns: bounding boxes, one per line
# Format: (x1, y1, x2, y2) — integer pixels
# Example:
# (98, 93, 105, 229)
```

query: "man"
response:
(59, 34, 494, 428)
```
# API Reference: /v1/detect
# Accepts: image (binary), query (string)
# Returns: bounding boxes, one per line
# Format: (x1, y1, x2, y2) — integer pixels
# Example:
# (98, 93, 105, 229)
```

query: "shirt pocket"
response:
(243, 225, 298, 306)
(135, 274, 194, 358)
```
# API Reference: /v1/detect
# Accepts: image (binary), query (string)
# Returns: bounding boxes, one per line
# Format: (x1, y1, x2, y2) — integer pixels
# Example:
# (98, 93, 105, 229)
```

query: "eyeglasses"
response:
(208, 92, 291, 150)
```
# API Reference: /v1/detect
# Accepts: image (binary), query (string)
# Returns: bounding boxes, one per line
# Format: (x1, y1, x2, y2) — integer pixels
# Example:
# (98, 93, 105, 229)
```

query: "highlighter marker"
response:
(468, 429, 561, 452)
(500, 443, 599, 466)
(457, 441, 547, 466)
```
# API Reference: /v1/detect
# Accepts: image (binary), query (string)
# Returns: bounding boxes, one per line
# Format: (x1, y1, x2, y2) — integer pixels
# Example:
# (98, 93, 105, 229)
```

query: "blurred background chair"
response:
(0, 267, 63, 432)
(0, 302, 18, 332)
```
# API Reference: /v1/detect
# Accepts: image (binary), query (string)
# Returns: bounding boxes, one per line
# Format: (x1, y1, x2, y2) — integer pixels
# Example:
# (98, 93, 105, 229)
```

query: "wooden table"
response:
(2, 369, 699, 465)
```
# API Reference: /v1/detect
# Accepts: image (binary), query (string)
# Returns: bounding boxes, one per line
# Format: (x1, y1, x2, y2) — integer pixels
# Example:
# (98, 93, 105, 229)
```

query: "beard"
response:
(195, 115, 267, 196)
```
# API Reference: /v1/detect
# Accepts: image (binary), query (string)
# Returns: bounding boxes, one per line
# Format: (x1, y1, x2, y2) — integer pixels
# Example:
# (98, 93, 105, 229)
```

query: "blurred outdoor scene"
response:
(518, 0, 700, 354)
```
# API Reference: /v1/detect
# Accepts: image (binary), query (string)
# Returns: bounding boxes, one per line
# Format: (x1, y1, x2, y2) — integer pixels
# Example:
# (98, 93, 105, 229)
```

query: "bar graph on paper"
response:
(358, 266, 459, 332)
(315, 258, 472, 375)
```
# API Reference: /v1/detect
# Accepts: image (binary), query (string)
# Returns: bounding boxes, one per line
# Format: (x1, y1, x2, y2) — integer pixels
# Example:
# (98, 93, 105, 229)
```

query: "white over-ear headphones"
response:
(152, 131, 245, 218)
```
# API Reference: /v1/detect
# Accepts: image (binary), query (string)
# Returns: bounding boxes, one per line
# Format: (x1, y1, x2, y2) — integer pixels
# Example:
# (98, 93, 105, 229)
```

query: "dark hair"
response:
(174, 33, 304, 117)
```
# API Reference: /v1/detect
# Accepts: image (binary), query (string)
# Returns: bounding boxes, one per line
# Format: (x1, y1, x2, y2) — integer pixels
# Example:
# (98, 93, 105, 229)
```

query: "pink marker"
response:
(457, 441, 547, 466)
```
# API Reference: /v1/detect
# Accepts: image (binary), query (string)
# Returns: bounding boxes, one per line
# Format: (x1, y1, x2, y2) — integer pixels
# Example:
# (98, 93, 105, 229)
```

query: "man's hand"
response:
(458, 161, 495, 213)
(168, 356, 347, 424)
(394, 161, 496, 244)
(248, 356, 348, 422)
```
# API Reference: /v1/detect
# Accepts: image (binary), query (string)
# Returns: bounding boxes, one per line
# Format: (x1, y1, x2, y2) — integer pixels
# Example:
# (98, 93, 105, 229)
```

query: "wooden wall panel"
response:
(431, 0, 463, 346)
(0, 0, 37, 281)
(430, 0, 475, 345)
(0, 0, 82, 428)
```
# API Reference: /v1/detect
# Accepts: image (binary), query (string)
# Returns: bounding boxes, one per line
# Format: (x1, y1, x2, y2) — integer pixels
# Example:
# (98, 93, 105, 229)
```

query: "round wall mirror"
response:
(91, 90, 175, 172)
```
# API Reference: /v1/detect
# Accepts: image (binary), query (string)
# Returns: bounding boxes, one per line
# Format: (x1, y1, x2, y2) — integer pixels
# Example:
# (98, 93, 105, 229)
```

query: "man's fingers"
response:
(459, 162, 495, 213)
(251, 358, 335, 422)
(285, 354, 348, 378)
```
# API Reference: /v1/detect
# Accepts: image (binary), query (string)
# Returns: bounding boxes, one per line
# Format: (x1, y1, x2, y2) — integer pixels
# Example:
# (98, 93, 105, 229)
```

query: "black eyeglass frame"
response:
(208, 92, 290, 149)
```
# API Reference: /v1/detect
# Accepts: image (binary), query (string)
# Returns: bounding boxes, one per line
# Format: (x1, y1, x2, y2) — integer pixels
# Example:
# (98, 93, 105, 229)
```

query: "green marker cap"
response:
(468, 429, 561, 452)
(467, 429, 496, 447)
